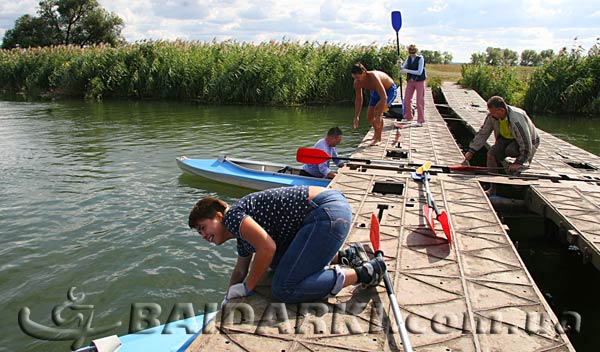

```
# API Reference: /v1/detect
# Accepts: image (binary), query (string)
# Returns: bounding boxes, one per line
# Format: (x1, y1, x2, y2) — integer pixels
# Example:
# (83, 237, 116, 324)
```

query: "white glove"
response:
(400, 68, 409, 74)
(396, 58, 403, 66)
(226, 282, 253, 300)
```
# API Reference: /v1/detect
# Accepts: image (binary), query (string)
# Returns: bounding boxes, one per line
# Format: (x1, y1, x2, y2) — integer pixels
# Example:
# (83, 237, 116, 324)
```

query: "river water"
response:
(0, 100, 368, 352)
(1, 99, 598, 351)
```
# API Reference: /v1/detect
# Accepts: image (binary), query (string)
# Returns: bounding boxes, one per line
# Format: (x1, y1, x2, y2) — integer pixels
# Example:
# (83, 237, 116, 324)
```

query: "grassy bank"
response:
(427, 64, 462, 82)
(0, 40, 401, 104)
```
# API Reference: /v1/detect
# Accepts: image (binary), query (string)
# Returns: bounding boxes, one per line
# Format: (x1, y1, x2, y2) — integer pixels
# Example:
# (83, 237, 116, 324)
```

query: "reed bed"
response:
(459, 45, 599, 114)
(0, 40, 399, 104)
(459, 64, 526, 107)
(525, 47, 600, 114)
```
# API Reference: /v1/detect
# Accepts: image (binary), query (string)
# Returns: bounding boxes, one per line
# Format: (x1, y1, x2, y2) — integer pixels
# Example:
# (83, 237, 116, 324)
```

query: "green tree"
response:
(470, 52, 486, 65)
(421, 50, 442, 64)
(421, 50, 453, 64)
(501, 48, 519, 66)
(520, 49, 541, 66)
(485, 47, 503, 65)
(1, 0, 124, 49)
(470, 47, 519, 66)
(1, 15, 56, 48)
(539, 49, 555, 63)
(442, 51, 453, 64)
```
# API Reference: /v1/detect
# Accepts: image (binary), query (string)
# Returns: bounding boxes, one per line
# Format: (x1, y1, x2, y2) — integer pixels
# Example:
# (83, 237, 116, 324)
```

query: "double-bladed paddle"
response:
(369, 214, 414, 352)
(296, 147, 492, 172)
(297, 148, 598, 183)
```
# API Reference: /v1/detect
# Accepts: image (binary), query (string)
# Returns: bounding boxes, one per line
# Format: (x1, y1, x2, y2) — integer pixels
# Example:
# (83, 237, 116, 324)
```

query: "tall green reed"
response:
(524, 45, 600, 114)
(0, 40, 402, 104)
(459, 64, 526, 107)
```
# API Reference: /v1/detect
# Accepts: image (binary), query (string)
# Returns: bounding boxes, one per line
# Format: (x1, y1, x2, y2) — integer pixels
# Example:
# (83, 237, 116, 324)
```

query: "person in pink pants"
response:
(400, 44, 427, 127)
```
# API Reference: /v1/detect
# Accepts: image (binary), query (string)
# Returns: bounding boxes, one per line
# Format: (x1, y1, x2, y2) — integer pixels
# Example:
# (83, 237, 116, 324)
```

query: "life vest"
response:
(406, 55, 427, 81)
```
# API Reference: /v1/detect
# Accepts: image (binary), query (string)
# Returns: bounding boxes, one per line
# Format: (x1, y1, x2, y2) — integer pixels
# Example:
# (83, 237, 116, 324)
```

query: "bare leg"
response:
(343, 269, 358, 286)
(371, 104, 385, 145)
(329, 253, 361, 287)
(366, 106, 375, 141)
(371, 116, 382, 145)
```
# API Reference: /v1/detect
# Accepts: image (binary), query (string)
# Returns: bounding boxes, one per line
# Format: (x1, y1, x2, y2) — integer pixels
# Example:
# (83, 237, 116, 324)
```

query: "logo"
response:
(18, 287, 122, 350)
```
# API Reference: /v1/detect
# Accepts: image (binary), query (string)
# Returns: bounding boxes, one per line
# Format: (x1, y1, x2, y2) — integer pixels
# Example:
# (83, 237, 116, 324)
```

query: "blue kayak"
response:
(75, 312, 217, 352)
(118, 312, 217, 352)
(176, 155, 330, 190)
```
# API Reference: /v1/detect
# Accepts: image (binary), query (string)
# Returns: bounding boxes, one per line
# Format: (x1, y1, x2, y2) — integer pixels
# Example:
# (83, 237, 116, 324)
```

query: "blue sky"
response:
(1, 0, 599, 62)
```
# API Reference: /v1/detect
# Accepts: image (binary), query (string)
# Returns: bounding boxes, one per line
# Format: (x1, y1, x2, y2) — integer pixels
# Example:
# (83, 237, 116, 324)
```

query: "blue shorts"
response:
(369, 83, 398, 107)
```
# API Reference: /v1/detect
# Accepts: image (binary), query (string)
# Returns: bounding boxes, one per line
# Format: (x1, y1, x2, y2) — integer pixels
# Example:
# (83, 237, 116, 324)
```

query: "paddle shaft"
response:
(395, 31, 404, 103)
(297, 149, 600, 183)
(356, 160, 597, 183)
(422, 172, 442, 217)
(375, 251, 413, 352)
(298, 150, 491, 171)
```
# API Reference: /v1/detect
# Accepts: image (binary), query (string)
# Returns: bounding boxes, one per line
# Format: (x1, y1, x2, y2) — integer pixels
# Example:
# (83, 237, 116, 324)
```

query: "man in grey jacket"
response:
(463, 96, 540, 194)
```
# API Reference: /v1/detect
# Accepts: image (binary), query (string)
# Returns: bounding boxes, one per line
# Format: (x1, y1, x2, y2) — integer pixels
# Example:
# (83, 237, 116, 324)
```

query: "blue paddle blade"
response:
(391, 11, 402, 32)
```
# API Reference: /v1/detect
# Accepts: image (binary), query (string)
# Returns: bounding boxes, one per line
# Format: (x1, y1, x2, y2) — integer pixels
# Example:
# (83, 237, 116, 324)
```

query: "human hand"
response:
(353, 116, 359, 129)
(400, 68, 409, 74)
(508, 163, 523, 174)
(226, 282, 253, 300)
(463, 151, 474, 162)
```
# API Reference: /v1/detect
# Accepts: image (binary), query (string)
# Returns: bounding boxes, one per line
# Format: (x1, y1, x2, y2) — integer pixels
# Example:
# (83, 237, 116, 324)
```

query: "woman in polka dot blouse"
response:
(188, 185, 386, 304)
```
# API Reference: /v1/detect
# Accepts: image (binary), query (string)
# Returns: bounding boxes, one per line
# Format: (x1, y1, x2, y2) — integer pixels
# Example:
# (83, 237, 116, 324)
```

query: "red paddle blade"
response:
(437, 211, 452, 246)
(296, 148, 332, 164)
(369, 214, 381, 252)
(423, 205, 436, 235)
(448, 165, 490, 172)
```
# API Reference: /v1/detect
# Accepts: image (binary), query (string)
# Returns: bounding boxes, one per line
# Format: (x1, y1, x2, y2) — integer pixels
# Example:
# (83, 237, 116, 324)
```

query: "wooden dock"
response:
(187, 85, 582, 351)
(442, 82, 600, 272)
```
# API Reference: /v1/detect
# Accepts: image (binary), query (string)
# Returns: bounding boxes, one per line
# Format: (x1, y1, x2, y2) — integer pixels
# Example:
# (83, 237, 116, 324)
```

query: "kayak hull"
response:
(176, 156, 330, 190)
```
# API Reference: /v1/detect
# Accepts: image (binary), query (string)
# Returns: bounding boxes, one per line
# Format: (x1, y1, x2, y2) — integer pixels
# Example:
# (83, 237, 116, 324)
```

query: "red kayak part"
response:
(423, 204, 436, 235)
(369, 213, 381, 253)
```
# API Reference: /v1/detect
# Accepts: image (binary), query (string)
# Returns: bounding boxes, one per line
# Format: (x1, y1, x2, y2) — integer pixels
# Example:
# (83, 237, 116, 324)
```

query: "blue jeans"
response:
(271, 190, 352, 303)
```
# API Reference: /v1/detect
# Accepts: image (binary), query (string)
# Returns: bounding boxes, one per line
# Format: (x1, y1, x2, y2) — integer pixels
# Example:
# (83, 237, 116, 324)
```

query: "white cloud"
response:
(588, 10, 600, 18)
(0, 1, 37, 31)
(427, 0, 447, 13)
(239, 7, 269, 21)
(523, 0, 564, 18)
(320, 0, 341, 21)
(152, 1, 211, 20)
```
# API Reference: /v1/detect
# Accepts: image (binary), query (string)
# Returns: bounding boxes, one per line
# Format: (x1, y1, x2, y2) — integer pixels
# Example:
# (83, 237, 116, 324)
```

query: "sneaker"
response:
(415, 122, 423, 127)
(357, 257, 387, 287)
(338, 243, 368, 268)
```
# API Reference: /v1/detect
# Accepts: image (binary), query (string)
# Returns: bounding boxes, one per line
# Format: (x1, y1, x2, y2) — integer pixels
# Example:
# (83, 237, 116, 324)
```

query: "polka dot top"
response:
(223, 186, 312, 257)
